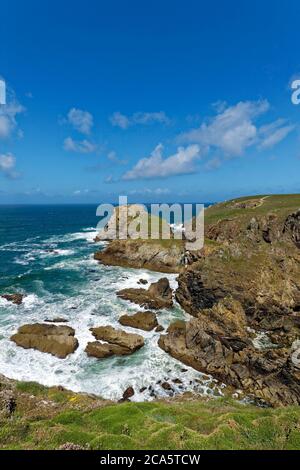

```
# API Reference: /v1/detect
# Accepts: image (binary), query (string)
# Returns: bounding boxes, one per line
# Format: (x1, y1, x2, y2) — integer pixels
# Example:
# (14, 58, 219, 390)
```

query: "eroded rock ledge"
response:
(85, 325, 144, 358)
(117, 277, 173, 309)
(158, 298, 300, 406)
(94, 239, 184, 273)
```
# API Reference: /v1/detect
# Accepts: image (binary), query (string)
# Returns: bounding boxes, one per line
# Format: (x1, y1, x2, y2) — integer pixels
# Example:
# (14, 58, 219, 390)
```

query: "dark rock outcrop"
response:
(159, 298, 300, 406)
(284, 209, 300, 248)
(11, 324, 78, 359)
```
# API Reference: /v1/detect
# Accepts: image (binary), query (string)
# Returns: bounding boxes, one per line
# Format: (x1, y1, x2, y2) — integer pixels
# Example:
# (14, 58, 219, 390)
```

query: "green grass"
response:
(2, 382, 300, 450)
(205, 194, 300, 225)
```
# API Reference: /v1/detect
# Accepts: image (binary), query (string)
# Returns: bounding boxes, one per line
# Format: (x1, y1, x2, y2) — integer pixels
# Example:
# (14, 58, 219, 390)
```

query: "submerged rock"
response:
(1, 294, 24, 305)
(11, 323, 78, 359)
(119, 311, 158, 331)
(117, 277, 173, 310)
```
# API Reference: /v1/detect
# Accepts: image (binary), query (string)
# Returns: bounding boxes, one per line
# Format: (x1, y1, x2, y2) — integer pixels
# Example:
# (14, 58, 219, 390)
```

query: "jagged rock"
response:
(90, 325, 144, 353)
(148, 278, 173, 302)
(0, 389, 16, 417)
(158, 311, 300, 406)
(117, 278, 173, 310)
(119, 311, 158, 331)
(1, 294, 24, 305)
(194, 297, 249, 343)
(187, 198, 300, 320)
(11, 324, 78, 359)
(138, 279, 148, 285)
(284, 209, 300, 248)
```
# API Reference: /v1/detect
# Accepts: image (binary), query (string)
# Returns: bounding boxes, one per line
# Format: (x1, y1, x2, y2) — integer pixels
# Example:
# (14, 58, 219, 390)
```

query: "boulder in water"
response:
(90, 325, 144, 353)
(10, 323, 78, 359)
(119, 311, 158, 331)
(1, 294, 24, 305)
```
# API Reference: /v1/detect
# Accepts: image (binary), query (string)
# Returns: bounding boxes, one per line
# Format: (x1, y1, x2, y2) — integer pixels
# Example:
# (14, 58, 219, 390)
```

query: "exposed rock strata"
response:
(94, 239, 184, 273)
(158, 298, 300, 406)
(86, 325, 144, 359)
(117, 277, 173, 309)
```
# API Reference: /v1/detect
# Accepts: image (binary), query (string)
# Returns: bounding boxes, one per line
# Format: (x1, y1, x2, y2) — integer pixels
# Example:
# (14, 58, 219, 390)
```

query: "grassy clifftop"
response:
(205, 194, 300, 226)
(1, 378, 300, 450)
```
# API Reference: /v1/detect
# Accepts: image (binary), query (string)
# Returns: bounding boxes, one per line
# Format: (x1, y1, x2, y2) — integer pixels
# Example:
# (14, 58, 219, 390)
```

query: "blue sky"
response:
(0, 0, 300, 204)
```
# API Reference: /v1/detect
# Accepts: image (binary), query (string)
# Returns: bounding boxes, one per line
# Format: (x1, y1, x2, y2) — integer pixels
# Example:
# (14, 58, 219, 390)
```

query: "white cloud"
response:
(0, 153, 19, 178)
(258, 119, 295, 149)
(110, 112, 130, 129)
(66, 108, 93, 135)
(205, 157, 222, 170)
(73, 189, 90, 196)
(0, 101, 25, 139)
(122, 143, 201, 180)
(110, 111, 170, 129)
(129, 187, 170, 195)
(63, 137, 97, 153)
(179, 100, 269, 156)
(107, 150, 128, 165)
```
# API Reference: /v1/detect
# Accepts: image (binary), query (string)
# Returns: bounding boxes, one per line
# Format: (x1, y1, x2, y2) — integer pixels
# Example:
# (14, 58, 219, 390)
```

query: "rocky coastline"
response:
(3, 194, 300, 409)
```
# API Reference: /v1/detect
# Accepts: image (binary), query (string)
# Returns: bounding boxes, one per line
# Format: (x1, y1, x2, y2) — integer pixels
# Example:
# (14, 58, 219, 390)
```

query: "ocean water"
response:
(0, 205, 222, 401)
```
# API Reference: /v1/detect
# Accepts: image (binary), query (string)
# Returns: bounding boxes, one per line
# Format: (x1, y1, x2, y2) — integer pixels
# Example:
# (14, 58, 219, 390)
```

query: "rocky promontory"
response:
(94, 203, 187, 272)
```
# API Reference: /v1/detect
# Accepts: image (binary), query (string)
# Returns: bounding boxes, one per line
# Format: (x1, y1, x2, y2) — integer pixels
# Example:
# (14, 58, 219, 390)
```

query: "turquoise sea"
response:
(0, 205, 221, 401)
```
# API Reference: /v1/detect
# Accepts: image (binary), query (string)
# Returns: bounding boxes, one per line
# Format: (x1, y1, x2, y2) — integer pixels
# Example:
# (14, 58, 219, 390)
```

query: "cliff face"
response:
(176, 195, 300, 320)
(95, 239, 185, 273)
(160, 195, 300, 406)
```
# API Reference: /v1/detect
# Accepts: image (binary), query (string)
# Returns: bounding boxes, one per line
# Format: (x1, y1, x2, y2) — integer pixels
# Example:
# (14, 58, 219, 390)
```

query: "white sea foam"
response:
(0, 232, 223, 401)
